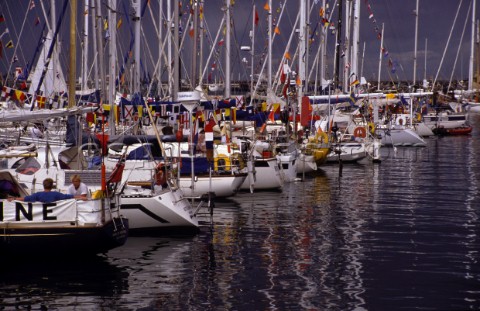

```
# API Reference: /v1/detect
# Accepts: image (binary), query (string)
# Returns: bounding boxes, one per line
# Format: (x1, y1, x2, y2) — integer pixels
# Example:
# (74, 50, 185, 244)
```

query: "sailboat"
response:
(0, 0, 128, 255)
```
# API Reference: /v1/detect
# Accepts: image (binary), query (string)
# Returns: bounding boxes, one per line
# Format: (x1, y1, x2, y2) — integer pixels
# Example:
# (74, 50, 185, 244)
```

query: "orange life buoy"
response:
(155, 163, 167, 186)
(353, 126, 367, 138)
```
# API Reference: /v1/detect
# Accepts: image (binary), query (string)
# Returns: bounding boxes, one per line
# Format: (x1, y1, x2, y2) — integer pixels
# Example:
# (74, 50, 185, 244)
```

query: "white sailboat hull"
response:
(241, 157, 283, 191)
(376, 127, 427, 147)
(120, 187, 198, 230)
(179, 173, 247, 198)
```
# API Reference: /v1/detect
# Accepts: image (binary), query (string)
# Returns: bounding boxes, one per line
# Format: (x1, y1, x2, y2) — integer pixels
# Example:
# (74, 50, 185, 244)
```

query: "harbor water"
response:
(1, 114, 479, 310)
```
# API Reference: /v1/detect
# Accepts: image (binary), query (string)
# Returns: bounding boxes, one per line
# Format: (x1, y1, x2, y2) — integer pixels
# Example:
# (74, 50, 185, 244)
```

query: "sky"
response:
(0, 0, 478, 89)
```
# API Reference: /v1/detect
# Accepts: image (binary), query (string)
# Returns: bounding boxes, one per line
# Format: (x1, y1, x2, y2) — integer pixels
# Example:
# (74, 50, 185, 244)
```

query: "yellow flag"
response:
(264, 3, 270, 11)
(284, 52, 291, 60)
(274, 26, 280, 35)
(117, 18, 123, 29)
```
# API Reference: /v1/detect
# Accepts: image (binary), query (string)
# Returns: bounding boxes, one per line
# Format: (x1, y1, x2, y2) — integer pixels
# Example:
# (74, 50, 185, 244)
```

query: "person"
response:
(7, 178, 86, 203)
(67, 174, 89, 199)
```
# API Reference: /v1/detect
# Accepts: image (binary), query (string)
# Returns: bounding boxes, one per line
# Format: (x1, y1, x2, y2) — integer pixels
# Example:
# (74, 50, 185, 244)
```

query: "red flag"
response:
(280, 66, 286, 84)
(268, 110, 275, 122)
(34, 16, 40, 26)
(0, 15, 5, 23)
(205, 116, 216, 132)
(254, 9, 259, 26)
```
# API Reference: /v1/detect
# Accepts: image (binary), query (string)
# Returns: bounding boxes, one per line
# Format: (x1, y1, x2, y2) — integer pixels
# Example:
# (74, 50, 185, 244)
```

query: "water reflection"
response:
(0, 256, 128, 309)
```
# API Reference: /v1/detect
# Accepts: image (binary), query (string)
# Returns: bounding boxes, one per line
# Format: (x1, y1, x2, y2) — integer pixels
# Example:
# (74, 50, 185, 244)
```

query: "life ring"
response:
(353, 126, 367, 138)
(396, 115, 407, 126)
(367, 122, 375, 134)
(155, 163, 167, 186)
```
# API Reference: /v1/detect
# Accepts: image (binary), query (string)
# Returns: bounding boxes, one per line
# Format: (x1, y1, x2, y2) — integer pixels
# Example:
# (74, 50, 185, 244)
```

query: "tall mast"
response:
(377, 23, 384, 91)
(225, 0, 231, 98)
(91, 1, 99, 90)
(320, 0, 326, 88)
(95, 0, 106, 103)
(191, 1, 198, 88)
(424, 38, 427, 82)
(173, 0, 179, 101)
(82, 0, 89, 90)
(158, 0, 163, 97)
(52, 0, 57, 96)
(133, 0, 141, 93)
(108, 0, 117, 135)
(351, 0, 360, 85)
(413, 0, 419, 85)
(198, 0, 204, 87)
(250, 4, 256, 96)
(334, 0, 343, 91)
(343, 0, 350, 92)
(168, 0, 173, 97)
(298, 0, 306, 132)
(268, 0, 272, 93)
(68, 0, 77, 109)
(468, 0, 476, 90)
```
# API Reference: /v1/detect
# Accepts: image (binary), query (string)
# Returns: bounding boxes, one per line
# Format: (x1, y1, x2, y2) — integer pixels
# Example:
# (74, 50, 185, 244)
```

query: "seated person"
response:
(67, 174, 89, 199)
(8, 178, 86, 203)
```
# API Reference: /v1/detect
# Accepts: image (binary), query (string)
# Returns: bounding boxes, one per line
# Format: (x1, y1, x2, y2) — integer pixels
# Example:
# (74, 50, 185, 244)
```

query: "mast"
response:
(95, 0, 106, 104)
(158, 0, 163, 97)
(133, 0, 141, 93)
(468, 0, 476, 90)
(334, 0, 343, 91)
(250, 4, 256, 96)
(298, 0, 306, 128)
(320, 0, 326, 89)
(82, 0, 89, 90)
(191, 1, 198, 88)
(343, 0, 350, 92)
(225, 0, 231, 98)
(108, 0, 117, 135)
(68, 0, 77, 109)
(268, 0, 272, 93)
(377, 23, 384, 91)
(424, 38, 427, 82)
(173, 0, 179, 101)
(413, 0, 419, 86)
(351, 0, 360, 86)
(91, 0, 99, 90)
(198, 0, 204, 87)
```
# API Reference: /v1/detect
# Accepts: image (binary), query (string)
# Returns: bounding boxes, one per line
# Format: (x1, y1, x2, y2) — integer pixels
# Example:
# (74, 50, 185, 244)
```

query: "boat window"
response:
(15, 157, 41, 175)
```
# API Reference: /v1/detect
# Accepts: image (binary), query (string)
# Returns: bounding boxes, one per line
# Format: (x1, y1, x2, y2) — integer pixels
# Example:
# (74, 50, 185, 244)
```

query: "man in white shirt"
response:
(67, 174, 89, 199)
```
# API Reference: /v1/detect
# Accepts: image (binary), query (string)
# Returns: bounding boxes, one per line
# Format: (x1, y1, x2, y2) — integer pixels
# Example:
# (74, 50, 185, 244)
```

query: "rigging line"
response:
(6, 0, 30, 80)
(433, 0, 464, 87)
(447, 0, 471, 93)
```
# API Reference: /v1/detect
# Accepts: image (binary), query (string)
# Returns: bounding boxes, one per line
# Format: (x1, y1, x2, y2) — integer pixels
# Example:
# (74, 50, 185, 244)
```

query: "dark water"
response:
(1, 115, 480, 310)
